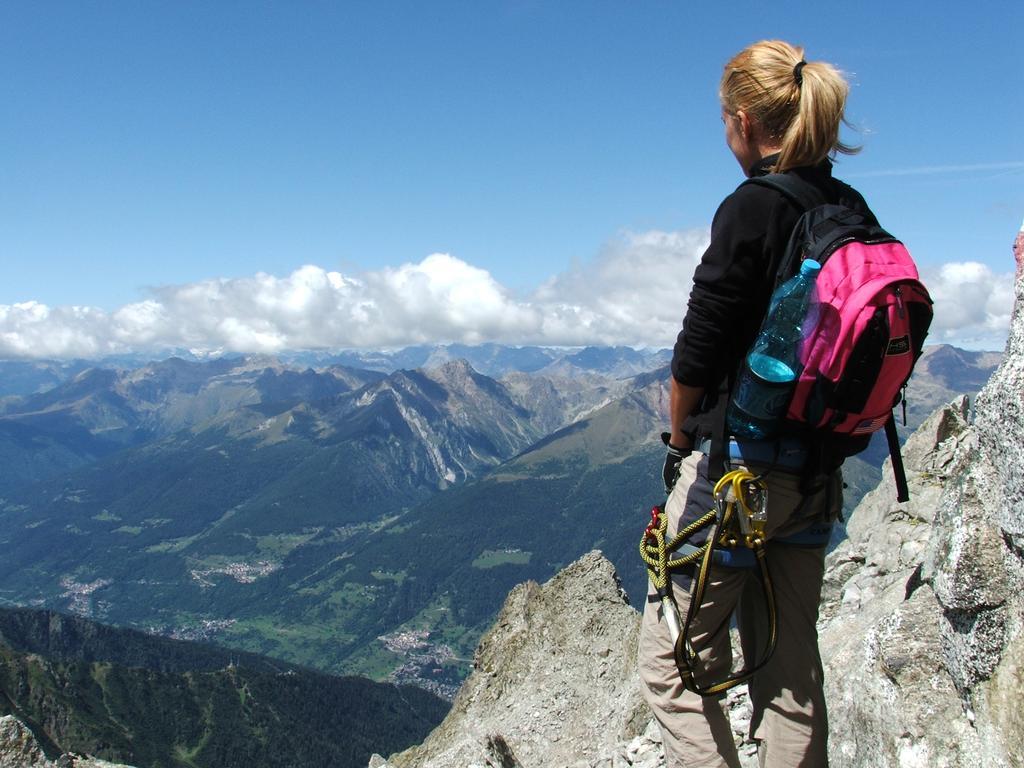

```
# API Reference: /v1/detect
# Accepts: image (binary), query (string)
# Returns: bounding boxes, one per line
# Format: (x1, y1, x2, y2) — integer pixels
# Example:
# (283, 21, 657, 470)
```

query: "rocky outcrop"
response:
(0, 716, 137, 768)
(373, 552, 651, 768)
(819, 232, 1024, 767)
(818, 398, 983, 766)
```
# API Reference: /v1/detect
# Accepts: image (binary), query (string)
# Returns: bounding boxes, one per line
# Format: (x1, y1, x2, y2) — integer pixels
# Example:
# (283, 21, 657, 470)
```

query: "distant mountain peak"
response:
(433, 358, 476, 376)
(423, 359, 491, 392)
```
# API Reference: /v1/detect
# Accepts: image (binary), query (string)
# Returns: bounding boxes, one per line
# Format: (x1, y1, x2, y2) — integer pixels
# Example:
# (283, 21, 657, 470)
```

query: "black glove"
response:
(661, 432, 690, 495)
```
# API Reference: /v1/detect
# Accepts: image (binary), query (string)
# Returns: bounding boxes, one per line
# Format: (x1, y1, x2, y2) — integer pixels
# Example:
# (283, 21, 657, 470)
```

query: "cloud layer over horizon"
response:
(1, 229, 1015, 360)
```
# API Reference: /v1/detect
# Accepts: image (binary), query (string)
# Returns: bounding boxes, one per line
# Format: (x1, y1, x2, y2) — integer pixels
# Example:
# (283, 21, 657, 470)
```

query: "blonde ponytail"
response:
(720, 40, 859, 172)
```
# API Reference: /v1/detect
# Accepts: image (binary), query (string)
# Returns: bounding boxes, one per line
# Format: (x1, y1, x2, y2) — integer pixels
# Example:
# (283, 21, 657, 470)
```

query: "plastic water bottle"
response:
(727, 259, 822, 439)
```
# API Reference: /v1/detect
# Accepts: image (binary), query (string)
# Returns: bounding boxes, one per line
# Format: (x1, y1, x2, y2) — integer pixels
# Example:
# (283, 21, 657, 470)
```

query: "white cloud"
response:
(0, 302, 119, 359)
(922, 261, 1015, 351)
(0, 237, 1014, 359)
(531, 229, 709, 345)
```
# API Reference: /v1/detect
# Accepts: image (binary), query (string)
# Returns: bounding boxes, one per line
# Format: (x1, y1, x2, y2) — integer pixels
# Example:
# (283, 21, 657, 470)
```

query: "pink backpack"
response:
(744, 174, 933, 501)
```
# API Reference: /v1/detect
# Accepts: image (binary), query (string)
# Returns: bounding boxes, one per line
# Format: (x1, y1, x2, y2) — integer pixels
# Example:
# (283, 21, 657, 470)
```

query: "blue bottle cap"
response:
(800, 259, 822, 275)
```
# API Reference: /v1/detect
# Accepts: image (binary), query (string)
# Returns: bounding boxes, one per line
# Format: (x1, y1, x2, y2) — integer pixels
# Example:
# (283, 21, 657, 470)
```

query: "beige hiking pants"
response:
(638, 450, 841, 768)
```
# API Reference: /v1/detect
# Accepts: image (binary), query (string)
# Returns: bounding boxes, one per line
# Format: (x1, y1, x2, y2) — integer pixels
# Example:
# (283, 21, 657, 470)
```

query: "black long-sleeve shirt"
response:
(672, 156, 874, 438)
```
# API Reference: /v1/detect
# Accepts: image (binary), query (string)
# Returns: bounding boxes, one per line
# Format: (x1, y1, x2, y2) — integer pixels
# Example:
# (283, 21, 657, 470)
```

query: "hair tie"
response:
(793, 60, 807, 87)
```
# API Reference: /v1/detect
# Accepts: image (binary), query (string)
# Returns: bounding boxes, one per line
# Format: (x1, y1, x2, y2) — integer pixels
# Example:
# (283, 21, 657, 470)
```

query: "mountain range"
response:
(0, 344, 1000, 693)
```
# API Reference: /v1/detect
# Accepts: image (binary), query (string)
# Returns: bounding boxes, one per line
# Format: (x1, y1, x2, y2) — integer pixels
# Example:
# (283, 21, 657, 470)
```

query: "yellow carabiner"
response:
(713, 469, 767, 548)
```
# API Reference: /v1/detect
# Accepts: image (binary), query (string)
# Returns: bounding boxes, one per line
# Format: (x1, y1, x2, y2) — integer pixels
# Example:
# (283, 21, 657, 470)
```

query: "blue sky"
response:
(1, 1, 1022, 357)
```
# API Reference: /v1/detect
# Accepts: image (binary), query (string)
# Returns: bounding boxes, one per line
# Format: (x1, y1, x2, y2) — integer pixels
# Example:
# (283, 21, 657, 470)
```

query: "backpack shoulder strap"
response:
(743, 174, 826, 292)
(741, 173, 828, 212)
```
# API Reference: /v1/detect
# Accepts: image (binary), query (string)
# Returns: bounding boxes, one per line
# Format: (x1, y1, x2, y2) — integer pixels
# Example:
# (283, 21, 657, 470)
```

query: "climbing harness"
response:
(640, 468, 778, 696)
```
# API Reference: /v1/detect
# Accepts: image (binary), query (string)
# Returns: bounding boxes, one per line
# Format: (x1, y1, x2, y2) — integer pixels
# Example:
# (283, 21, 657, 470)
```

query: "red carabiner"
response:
(644, 505, 662, 539)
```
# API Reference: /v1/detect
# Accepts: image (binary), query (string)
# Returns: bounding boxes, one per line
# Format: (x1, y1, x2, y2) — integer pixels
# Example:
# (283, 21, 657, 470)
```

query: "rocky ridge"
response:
(372, 552, 652, 768)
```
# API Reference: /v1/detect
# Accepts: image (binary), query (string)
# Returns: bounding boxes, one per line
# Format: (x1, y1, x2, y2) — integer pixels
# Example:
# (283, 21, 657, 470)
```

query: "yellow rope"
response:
(639, 506, 716, 591)
(639, 469, 761, 590)
(640, 468, 777, 697)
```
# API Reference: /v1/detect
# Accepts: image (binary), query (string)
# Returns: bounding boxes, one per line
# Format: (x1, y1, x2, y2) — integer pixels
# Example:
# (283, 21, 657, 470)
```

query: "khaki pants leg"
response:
(741, 470, 837, 768)
(639, 452, 837, 768)
(639, 567, 746, 768)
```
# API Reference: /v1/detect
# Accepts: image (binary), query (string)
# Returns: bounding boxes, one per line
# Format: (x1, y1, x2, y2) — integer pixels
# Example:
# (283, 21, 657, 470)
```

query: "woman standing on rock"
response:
(640, 40, 872, 767)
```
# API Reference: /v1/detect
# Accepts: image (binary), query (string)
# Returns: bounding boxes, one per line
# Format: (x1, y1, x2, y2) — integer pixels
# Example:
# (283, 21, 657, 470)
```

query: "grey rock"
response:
(0, 716, 137, 768)
(974, 248, 1024, 540)
(383, 551, 648, 768)
(0, 716, 49, 768)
